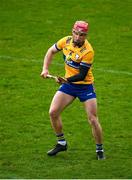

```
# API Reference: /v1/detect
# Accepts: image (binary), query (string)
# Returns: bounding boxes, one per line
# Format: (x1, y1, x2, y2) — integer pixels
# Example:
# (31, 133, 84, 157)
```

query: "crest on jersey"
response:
(75, 54, 79, 60)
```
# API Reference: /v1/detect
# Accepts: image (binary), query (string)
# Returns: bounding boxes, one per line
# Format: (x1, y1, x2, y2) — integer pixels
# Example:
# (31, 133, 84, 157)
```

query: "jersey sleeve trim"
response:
(80, 62, 92, 68)
(55, 43, 61, 51)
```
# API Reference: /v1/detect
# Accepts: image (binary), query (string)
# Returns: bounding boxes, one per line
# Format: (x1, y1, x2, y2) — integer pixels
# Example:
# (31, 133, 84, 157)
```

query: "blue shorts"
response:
(58, 83, 96, 102)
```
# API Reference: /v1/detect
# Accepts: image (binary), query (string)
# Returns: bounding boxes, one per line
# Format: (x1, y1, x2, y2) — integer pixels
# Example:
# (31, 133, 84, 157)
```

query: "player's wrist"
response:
(65, 78, 69, 83)
(43, 67, 48, 71)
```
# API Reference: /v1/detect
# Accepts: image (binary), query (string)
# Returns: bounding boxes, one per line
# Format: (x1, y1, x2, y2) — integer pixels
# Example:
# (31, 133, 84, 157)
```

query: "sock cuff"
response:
(96, 144, 103, 150)
(56, 133, 64, 137)
(96, 144, 103, 146)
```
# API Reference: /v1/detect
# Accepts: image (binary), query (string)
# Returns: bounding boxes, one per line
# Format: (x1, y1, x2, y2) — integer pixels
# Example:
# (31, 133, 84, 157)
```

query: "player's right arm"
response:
(41, 45, 58, 78)
(41, 36, 67, 78)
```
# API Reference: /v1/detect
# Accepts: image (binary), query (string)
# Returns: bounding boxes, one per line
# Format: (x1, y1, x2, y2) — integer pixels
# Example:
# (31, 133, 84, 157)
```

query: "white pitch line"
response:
(0, 55, 132, 76)
(0, 55, 39, 63)
(95, 68, 132, 76)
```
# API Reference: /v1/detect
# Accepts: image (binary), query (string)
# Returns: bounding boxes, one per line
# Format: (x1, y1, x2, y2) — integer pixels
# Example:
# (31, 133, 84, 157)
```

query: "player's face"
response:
(72, 30, 87, 47)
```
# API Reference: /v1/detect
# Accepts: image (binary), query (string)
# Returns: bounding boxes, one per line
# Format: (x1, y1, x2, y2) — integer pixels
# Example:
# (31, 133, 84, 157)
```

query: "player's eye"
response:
(79, 33, 85, 36)
(73, 31, 78, 35)
(73, 30, 86, 36)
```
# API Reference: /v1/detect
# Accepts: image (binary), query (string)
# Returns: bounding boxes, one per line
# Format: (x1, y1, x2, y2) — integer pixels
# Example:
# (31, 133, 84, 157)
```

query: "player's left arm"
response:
(67, 51, 94, 82)
(66, 65, 90, 82)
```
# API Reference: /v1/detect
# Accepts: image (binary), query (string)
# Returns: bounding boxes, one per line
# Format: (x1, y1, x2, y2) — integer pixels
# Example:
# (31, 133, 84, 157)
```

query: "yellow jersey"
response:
(55, 36, 94, 84)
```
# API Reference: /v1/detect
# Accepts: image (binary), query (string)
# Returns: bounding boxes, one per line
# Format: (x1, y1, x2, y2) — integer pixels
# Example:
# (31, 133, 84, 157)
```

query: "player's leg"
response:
(84, 98, 102, 144)
(47, 91, 75, 156)
(49, 91, 75, 134)
(83, 98, 105, 160)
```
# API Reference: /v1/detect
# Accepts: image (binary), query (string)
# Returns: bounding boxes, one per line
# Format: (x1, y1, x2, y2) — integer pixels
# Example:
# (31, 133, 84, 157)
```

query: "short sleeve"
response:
(55, 37, 67, 51)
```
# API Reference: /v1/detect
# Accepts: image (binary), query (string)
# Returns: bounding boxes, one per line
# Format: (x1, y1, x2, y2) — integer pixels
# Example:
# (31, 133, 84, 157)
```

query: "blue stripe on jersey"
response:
(63, 54, 80, 69)
(66, 61, 80, 69)
(80, 62, 92, 67)
(55, 43, 61, 51)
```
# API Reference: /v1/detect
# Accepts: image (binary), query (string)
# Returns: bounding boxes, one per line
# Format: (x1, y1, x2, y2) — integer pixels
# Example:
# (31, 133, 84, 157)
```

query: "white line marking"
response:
(95, 68, 132, 76)
(0, 55, 132, 76)
(0, 55, 39, 63)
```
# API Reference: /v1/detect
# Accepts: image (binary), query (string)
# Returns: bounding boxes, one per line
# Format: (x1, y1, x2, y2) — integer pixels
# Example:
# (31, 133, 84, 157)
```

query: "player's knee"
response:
(88, 114, 98, 126)
(49, 108, 59, 119)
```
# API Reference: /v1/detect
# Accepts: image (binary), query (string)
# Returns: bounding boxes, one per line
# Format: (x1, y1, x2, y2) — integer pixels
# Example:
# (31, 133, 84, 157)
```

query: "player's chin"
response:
(73, 40, 82, 46)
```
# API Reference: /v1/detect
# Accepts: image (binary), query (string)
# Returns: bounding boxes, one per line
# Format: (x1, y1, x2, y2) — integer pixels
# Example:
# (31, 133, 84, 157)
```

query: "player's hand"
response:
(40, 69, 49, 78)
(56, 76, 68, 84)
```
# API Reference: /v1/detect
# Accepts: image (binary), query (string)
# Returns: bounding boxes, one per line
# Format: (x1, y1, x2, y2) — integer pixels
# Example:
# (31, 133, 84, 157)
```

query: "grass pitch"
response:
(0, 0, 132, 179)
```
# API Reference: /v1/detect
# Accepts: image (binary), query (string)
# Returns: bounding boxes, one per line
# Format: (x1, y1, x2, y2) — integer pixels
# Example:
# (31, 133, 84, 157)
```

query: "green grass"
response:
(0, 0, 132, 179)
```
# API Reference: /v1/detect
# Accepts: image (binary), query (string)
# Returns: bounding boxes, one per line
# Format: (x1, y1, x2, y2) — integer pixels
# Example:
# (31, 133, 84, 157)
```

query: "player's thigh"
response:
(83, 98, 97, 117)
(50, 91, 75, 114)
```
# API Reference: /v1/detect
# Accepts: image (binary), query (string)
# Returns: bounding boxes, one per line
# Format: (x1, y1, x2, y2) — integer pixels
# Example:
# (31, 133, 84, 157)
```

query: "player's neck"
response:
(72, 40, 85, 48)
